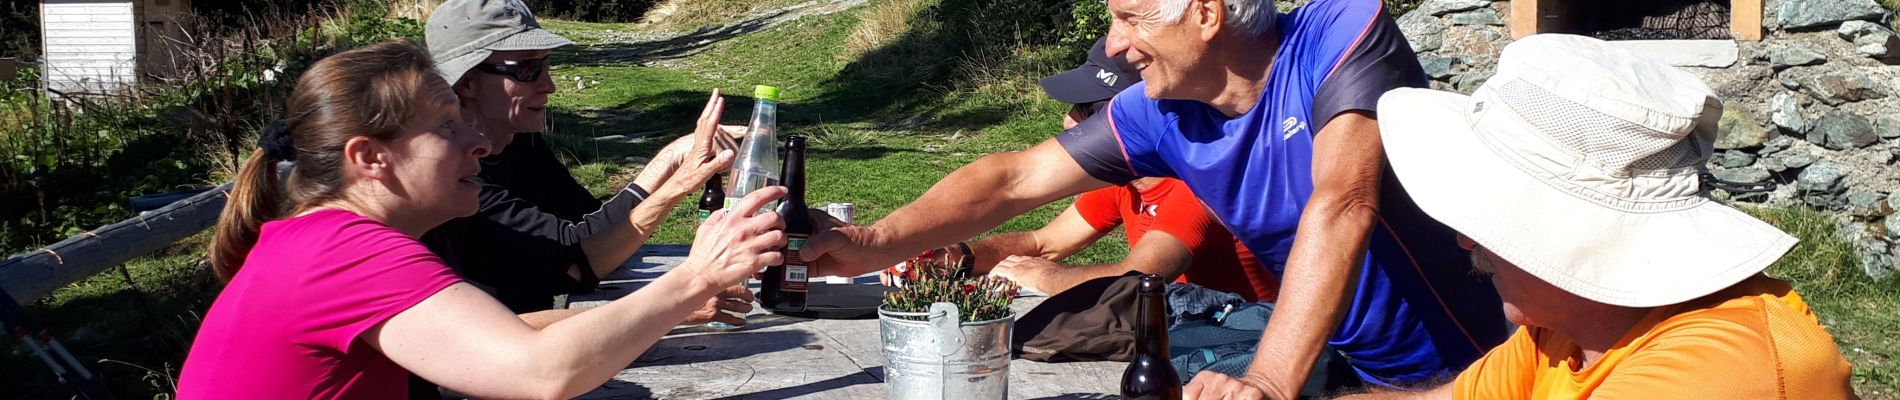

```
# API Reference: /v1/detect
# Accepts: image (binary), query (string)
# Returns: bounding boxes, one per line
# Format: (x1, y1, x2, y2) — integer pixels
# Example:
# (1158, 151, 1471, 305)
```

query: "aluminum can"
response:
(824, 202, 856, 224)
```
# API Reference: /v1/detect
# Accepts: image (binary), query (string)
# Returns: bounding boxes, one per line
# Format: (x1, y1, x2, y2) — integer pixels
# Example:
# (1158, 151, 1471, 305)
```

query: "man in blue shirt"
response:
(803, 0, 1508, 397)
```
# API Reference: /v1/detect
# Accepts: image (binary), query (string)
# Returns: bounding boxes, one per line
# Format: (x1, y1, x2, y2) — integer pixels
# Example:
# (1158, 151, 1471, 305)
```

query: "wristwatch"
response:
(954, 241, 975, 279)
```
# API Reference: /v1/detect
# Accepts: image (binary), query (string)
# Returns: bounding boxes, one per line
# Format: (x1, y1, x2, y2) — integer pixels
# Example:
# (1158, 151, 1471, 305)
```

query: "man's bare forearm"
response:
(1242, 112, 1386, 399)
(1032, 262, 1140, 294)
(967, 231, 1045, 274)
(872, 151, 1088, 259)
(1243, 193, 1375, 398)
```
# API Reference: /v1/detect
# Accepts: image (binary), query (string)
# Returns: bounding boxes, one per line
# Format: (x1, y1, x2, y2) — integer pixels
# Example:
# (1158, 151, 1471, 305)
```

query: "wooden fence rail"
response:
(0, 184, 230, 304)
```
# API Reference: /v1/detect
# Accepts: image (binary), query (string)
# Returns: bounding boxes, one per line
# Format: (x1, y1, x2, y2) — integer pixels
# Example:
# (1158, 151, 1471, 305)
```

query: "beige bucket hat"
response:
(426, 0, 576, 85)
(1375, 34, 1797, 308)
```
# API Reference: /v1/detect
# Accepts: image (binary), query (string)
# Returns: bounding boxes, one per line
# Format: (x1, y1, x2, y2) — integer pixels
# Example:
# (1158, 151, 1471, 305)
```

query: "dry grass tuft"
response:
(642, 0, 807, 33)
(842, 0, 933, 59)
(387, 0, 445, 20)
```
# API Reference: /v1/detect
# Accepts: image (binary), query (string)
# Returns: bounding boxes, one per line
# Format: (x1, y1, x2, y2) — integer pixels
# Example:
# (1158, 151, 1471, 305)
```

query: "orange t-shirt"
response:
(1072, 178, 1279, 302)
(1452, 276, 1857, 400)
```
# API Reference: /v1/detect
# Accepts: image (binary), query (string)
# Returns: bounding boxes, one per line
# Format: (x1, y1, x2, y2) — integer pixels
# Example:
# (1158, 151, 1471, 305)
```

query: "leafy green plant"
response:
(1063, 0, 1110, 47)
(881, 254, 1019, 322)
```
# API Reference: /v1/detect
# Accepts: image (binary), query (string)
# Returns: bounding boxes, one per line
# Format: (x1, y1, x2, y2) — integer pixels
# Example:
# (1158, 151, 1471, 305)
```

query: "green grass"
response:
(1887, 0, 1900, 31)
(535, 1, 1125, 265)
(4, 234, 222, 399)
(1750, 206, 1900, 398)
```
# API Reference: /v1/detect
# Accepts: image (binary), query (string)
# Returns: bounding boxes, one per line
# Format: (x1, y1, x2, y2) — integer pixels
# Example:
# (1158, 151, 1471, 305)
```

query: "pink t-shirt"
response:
(178, 209, 461, 399)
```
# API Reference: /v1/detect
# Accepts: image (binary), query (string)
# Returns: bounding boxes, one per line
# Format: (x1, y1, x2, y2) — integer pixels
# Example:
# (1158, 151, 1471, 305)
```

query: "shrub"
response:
(1, 0, 35, 60)
(0, 1, 423, 252)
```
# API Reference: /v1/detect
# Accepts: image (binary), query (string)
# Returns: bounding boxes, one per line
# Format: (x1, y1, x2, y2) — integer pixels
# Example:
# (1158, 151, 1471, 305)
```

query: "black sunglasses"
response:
(472, 57, 548, 82)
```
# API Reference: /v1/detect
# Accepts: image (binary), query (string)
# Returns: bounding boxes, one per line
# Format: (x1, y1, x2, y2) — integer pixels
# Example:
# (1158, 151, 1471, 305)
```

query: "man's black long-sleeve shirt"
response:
(421, 134, 648, 313)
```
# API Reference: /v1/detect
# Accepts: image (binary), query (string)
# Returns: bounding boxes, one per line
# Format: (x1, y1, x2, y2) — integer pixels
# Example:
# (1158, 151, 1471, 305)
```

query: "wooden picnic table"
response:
(566, 245, 1126, 399)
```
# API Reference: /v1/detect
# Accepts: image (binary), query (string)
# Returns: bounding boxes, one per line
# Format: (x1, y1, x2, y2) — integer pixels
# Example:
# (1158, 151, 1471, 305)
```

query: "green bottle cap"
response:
(754, 85, 781, 101)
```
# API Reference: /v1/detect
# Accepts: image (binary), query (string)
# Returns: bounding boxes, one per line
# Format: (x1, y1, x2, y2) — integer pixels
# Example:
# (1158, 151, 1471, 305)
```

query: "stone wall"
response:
(1398, 0, 1900, 277)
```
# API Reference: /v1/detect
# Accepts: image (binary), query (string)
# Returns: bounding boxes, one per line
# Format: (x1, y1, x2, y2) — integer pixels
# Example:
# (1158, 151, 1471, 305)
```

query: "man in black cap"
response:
(917, 38, 1281, 302)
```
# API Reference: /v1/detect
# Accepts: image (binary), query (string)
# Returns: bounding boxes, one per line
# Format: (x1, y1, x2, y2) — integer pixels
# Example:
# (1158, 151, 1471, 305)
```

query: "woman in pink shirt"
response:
(176, 40, 787, 399)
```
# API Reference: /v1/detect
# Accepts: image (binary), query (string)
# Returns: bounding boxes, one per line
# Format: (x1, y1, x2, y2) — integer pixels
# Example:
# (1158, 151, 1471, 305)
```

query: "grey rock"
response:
(1863, 252, 1897, 280)
(1889, 215, 1900, 239)
(1850, 232, 1896, 280)
(1858, 42, 1890, 58)
(1452, 73, 1489, 94)
(1837, 20, 1894, 58)
(1717, 151, 1758, 168)
(1717, 105, 1771, 150)
(1417, 0, 1491, 16)
(1762, 155, 1790, 172)
(1806, 191, 1848, 208)
(1879, 114, 1900, 140)
(1770, 91, 1808, 134)
(1783, 152, 1818, 169)
(1781, 74, 1804, 91)
(1814, 110, 1879, 149)
(1797, 161, 1847, 192)
(1398, 11, 1446, 52)
(1837, 20, 1893, 41)
(1860, 43, 1891, 57)
(1449, 8, 1505, 26)
(1712, 167, 1772, 184)
(1762, 135, 1796, 155)
(1778, 0, 1889, 30)
(1803, 72, 1886, 105)
(1419, 55, 1461, 80)
(1846, 189, 1891, 217)
(1766, 46, 1828, 69)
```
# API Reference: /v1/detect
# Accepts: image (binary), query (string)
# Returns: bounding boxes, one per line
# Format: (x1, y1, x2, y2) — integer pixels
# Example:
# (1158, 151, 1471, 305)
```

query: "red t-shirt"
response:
(1073, 179, 1279, 301)
(178, 209, 462, 399)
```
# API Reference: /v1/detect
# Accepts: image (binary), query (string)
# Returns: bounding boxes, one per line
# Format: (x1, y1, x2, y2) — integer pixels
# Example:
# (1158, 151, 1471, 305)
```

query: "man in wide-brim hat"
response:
(1345, 34, 1857, 399)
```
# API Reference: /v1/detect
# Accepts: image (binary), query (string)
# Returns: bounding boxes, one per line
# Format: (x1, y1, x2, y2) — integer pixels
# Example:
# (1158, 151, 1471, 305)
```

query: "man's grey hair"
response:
(1152, 0, 1277, 38)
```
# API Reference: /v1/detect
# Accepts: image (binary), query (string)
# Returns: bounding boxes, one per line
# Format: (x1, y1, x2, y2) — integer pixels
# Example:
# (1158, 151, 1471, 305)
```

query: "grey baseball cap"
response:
(426, 0, 576, 85)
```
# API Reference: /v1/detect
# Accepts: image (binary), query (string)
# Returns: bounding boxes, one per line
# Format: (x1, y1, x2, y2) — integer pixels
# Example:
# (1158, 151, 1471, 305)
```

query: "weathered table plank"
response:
(566, 245, 1123, 399)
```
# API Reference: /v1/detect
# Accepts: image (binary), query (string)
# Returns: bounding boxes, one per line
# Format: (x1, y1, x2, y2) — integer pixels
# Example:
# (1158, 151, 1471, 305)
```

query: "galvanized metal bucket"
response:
(878, 302, 1013, 400)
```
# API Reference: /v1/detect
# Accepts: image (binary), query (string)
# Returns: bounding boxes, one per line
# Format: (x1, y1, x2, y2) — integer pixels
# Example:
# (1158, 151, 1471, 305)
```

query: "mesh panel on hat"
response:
(1496, 80, 1707, 172)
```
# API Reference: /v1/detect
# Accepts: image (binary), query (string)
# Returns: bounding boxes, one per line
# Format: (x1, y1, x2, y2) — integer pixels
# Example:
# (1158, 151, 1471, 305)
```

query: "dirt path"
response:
(567, 0, 869, 67)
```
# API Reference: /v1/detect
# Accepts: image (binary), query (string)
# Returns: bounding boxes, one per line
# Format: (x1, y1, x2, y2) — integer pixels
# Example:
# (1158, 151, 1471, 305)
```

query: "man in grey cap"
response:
(414, 1, 752, 397)
(419, 0, 747, 325)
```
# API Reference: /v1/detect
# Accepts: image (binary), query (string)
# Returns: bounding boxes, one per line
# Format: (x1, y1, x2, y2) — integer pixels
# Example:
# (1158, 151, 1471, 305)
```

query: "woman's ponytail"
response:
(208, 121, 292, 281)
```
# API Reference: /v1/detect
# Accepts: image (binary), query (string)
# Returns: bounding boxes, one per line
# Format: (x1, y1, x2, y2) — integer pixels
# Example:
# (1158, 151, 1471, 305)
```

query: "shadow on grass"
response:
(549, 0, 1083, 148)
(2, 253, 220, 399)
(551, 90, 920, 162)
(795, 0, 1078, 130)
(561, 9, 795, 67)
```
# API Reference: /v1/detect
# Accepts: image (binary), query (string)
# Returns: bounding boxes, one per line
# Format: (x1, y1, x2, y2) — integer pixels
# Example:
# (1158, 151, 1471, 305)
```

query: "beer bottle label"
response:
(783, 237, 809, 292)
(697, 209, 712, 222)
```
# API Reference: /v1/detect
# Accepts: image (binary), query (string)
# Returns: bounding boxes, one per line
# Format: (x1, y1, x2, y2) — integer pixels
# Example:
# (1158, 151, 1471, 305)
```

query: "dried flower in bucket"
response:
(880, 252, 1018, 322)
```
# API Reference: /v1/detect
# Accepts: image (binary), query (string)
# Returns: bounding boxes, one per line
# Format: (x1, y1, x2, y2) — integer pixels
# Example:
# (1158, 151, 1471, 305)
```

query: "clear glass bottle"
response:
(725, 85, 782, 212)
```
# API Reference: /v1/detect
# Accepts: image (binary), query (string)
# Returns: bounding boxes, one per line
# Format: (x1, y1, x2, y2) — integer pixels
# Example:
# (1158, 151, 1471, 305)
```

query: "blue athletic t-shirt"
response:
(1058, 0, 1509, 386)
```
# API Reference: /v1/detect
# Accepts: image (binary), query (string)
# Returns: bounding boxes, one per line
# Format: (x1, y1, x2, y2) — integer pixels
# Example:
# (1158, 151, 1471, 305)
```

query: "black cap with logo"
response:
(1039, 37, 1142, 105)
